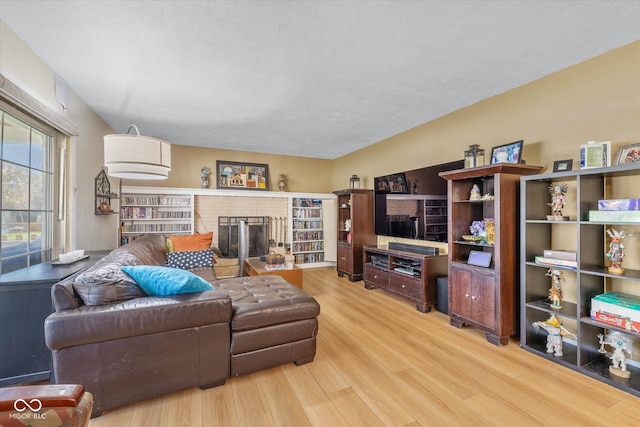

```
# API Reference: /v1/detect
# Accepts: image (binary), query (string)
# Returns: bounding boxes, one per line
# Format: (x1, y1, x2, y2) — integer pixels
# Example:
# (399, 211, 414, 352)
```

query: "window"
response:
(0, 108, 54, 274)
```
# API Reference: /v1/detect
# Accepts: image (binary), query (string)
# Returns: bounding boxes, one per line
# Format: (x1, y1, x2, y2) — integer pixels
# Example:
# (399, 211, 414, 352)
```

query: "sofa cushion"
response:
(45, 290, 232, 350)
(122, 265, 214, 296)
(170, 232, 213, 252)
(73, 254, 147, 306)
(215, 275, 320, 331)
(167, 249, 214, 269)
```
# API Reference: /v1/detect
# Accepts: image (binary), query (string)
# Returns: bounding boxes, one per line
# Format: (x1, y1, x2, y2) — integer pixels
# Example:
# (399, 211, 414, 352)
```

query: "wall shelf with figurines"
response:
(520, 162, 640, 397)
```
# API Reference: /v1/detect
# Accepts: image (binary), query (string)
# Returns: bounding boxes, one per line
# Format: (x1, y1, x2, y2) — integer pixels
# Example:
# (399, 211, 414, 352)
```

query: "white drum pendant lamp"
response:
(104, 125, 171, 180)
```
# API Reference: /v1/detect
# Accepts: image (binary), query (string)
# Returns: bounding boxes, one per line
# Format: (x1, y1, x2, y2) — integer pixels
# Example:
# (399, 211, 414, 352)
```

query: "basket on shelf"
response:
(265, 251, 285, 265)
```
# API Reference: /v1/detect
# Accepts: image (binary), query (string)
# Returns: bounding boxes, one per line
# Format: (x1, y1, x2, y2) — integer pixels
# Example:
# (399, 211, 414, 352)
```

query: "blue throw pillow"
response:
(121, 265, 214, 296)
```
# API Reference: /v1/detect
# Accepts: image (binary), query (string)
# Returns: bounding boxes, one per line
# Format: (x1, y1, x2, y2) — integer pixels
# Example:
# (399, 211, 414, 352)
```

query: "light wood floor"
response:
(90, 267, 639, 427)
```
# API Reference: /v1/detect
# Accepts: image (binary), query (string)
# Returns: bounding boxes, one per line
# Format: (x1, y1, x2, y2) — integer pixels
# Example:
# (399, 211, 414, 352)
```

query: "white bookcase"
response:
(119, 187, 194, 245)
(290, 197, 334, 268)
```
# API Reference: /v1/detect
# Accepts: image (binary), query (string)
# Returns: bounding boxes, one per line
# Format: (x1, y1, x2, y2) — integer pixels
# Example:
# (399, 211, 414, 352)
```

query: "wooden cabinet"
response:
(334, 189, 375, 281)
(450, 264, 496, 330)
(363, 246, 447, 312)
(440, 164, 542, 345)
(520, 163, 640, 397)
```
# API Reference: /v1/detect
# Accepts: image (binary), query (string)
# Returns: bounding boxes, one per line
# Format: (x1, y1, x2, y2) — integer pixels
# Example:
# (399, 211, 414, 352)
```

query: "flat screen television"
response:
(374, 160, 464, 242)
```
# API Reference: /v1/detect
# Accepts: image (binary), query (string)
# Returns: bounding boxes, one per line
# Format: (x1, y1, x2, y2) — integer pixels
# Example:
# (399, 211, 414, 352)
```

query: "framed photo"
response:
(374, 173, 408, 193)
(614, 142, 640, 165)
(216, 161, 269, 190)
(553, 159, 573, 173)
(580, 140, 611, 169)
(490, 140, 523, 164)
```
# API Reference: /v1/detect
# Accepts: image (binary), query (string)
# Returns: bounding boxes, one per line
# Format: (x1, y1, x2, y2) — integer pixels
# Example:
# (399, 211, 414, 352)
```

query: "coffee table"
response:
(243, 257, 303, 289)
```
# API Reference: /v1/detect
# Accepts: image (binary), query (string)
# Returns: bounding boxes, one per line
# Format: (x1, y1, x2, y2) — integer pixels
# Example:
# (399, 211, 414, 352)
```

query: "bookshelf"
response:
(520, 163, 640, 397)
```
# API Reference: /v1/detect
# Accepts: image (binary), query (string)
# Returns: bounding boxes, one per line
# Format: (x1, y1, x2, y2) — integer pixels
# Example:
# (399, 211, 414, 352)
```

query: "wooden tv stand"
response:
(363, 246, 447, 312)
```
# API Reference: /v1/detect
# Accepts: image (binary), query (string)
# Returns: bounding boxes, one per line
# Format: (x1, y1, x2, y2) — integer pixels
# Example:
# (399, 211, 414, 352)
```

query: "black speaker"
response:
(436, 276, 448, 315)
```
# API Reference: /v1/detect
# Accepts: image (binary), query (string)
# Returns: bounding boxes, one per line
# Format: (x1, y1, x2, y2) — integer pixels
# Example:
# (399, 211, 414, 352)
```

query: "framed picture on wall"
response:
(216, 161, 269, 190)
(490, 140, 523, 164)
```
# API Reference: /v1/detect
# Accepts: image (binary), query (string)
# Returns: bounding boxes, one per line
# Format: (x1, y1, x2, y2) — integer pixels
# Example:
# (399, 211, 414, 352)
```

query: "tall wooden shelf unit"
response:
(440, 163, 543, 346)
(334, 189, 375, 281)
(520, 163, 640, 397)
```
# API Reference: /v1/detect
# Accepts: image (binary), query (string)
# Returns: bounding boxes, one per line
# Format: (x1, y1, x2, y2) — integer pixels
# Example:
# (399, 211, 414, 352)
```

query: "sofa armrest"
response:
(45, 290, 231, 350)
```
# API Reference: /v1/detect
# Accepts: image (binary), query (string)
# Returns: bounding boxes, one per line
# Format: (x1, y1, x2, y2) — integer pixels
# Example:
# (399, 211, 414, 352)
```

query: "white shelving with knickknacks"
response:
(520, 163, 640, 397)
(119, 188, 194, 245)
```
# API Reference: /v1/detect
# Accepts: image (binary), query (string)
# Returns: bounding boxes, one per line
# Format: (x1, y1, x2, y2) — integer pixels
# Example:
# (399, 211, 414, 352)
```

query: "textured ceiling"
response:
(1, 1, 639, 159)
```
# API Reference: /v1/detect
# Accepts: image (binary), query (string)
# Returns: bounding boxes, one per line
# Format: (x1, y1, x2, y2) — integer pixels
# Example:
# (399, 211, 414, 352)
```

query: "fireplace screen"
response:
(218, 216, 269, 258)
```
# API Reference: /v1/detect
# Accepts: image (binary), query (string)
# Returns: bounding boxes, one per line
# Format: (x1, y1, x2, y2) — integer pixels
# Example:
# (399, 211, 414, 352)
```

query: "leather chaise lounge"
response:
(44, 235, 320, 417)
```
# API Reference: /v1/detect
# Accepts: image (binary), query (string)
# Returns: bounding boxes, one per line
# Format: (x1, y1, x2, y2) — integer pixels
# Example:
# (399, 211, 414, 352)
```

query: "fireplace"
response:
(218, 216, 269, 258)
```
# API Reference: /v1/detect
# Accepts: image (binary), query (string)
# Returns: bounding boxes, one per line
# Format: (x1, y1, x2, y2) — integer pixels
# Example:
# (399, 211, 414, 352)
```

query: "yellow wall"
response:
(126, 145, 334, 193)
(332, 40, 640, 191)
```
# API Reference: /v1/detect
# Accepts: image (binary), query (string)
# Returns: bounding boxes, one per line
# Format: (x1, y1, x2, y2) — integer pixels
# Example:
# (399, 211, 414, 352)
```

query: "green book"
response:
(588, 210, 640, 222)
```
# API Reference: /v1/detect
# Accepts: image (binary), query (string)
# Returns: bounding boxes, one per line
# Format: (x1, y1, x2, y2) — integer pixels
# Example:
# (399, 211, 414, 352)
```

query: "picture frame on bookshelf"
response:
(553, 159, 573, 173)
(490, 140, 523, 164)
(216, 160, 269, 190)
(614, 142, 640, 165)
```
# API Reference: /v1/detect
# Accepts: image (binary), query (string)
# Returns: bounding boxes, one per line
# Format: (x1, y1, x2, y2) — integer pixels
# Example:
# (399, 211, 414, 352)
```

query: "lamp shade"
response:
(104, 132, 171, 180)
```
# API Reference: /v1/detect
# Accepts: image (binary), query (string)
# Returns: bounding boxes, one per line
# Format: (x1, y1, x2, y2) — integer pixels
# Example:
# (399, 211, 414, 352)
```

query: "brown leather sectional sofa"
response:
(44, 235, 319, 417)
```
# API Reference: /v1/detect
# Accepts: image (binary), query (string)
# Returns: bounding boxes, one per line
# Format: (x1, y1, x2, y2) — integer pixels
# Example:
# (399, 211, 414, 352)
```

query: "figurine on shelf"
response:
(278, 174, 287, 191)
(546, 182, 569, 220)
(344, 219, 351, 232)
(598, 331, 633, 378)
(606, 228, 631, 274)
(201, 167, 210, 189)
(532, 314, 576, 356)
(469, 184, 481, 200)
(546, 268, 564, 309)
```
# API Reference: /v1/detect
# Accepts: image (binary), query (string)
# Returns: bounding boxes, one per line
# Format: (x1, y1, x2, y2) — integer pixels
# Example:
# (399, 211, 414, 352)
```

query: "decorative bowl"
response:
(462, 235, 484, 242)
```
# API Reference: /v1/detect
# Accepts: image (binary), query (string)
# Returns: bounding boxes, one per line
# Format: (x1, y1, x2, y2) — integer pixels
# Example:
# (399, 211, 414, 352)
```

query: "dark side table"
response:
(0, 251, 108, 387)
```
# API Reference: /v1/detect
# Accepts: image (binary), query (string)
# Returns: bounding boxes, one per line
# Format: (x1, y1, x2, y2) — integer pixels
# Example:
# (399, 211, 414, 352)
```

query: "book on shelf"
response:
(590, 310, 640, 333)
(542, 250, 577, 262)
(533, 256, 577, 269)
(591, 298, 640, 323)
(598, 199, 640, 211)
(588, 210, 640, 222)
(593, 292, 640, 310)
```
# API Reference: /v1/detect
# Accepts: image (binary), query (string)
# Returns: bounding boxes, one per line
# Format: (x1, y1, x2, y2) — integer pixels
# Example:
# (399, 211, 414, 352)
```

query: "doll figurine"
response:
(278, 174, 287, 191)
(606, 228, 631, 274)
(532, 314, 576, 356)
(201, 167, 209, 189)
(547, 183, 569, 220)
(546, 268, 564, 309)
(598, 331, 633, 378)
(469, 184, 481, 200)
